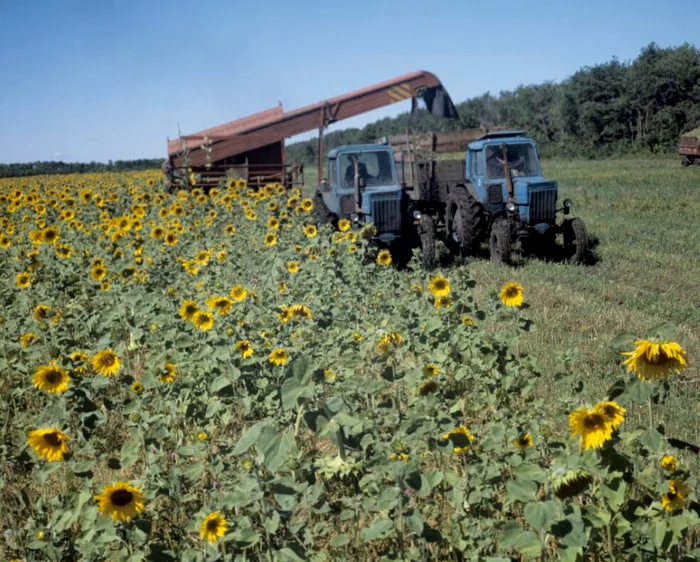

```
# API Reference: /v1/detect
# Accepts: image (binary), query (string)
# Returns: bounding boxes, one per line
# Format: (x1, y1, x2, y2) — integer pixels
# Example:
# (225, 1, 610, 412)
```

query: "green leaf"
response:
(512, 463, 546, 483)
(639, 427, 664, 453)
(650, 520, 670, 550)
(360, 518, 395, 541)
(263, 511, 280, 534)
(281, 374, 315, 410)
(258, 427, 295, 472)
(329, 534, 350, 547)
(524, 501, 556, 531)
(210, 375, 232, 393)
(506, 479, 539, 503)
(275, 547, 306, 562)
(232, 422, 266, 455)
(499, 521, 541, 558)
(181, 462, 205, 480)
(120, 440, 140, 467)
(610, 331, 636, 351)
(205, 398, 224, 418)
(599, 478, 627, 511)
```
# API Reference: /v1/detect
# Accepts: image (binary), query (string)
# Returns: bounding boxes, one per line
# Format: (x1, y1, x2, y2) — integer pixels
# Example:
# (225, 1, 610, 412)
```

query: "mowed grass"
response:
(469, 157, 700, 451)
(305, 157, 700, 451)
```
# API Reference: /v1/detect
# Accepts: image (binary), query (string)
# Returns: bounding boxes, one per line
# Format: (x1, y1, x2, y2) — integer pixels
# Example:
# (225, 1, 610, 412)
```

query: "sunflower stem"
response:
(294, 403, 305, 440)
(606, 521, 616, 562)
(647, 396, 653, 429)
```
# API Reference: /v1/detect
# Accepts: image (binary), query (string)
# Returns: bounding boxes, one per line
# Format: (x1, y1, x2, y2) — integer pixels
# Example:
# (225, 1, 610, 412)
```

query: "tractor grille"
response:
(528, 185, 557, 223)
(371, 196, 402, 233)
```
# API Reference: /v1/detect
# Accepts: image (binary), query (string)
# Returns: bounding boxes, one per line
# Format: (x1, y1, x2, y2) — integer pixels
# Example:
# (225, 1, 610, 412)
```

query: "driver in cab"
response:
(344, 161, 371, 188)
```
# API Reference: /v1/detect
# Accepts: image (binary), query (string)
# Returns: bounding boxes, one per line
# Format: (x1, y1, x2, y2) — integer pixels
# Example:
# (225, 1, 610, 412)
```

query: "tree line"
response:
(287, 42, 700, 164)
(0, 159, 163, 179)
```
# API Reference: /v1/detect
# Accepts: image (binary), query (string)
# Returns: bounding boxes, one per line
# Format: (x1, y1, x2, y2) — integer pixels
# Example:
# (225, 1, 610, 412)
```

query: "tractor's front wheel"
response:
(562, 218, 588, 264)
(418, 214, 436, 269)
(490, 219, 512, 264)
(313, 191, 337, 228)
(445, 188, 487, 255)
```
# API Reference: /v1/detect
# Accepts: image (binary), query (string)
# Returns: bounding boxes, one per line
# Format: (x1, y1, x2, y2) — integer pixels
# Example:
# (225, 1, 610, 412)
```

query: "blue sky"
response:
(0, 0, 697, 163)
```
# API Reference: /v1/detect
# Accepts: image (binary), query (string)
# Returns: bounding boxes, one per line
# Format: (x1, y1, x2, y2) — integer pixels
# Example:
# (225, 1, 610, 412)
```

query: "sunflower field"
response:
(0, 171, 698, 561)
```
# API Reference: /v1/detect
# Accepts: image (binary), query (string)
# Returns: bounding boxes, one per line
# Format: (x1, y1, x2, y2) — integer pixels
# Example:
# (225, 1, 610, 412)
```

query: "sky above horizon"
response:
(0, 0, 697, 163)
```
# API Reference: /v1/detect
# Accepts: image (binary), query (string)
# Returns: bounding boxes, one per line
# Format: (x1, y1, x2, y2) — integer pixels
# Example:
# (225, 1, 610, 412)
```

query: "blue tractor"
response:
(389, 129, 588, 264)
(313, 144, 437, 267)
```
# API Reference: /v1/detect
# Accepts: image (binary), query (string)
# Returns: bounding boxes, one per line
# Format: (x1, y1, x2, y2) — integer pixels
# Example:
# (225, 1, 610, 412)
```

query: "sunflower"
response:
(553, 468, 593, 499)
(16, 271, 31, 289)
(95, 481, 146, 521)
(423, 364, 439, 377)
(206, 296, 233, 316)
(192, 311, 215, 331)
(92, 349, 121, 377)
(621, 339, 687, 381)
(194, 250, 211, 265)
(323, 369, 337, 382)
(164, 231, 178, 246)
(224, 224, 236, 236)
(376, 332, 404, 354)
(337, 218, 350, 232)
(514, 433, 534, 450)
(593, 401, 625, 431)
(661, 479, 688, 512)
(267, 218, 280, 230)
(70, 351, 89, 373)
(376, 250, 392, 267)
(150, 226, 165, 240)
(33, 304, 51, 322)
(263, 232, 277, 247)
(278, 281, 287, 294)
(390, 452, 410, 462)
(236, 340, 254, 359)
(660, 455, 679, 472)
(568, 407, 613, 450)
(269, 348, 288, 366)
(29, 230, 44, 244)
(90, 265, 107, 281)
(42, 225, 60, 244)
(442, 425, 476, 455)
(27, 428, 69, 462)
(131, 381, 144, 394)
(500, 282, 524, 307)
(197, 431, 208, 441)
(462, 315, 474, 327)
(159, 363, 176, 383)
(290, 304, 312, 320)
(101, 281, 111, 292)
(20, 332, 40, 348)
(179, 300, 199, 321)
(277, 306, 293, 324)
(434, 296, 453, 309)
(298, 198, 314, 213)
(428, 275, 450, 297)
(199, 511, 228, 544)
(348, 244, 358, 254)
(303, 224, 317, 238)
(287, 261, 299, 274)
(230, 285, 247, 302)
(33, 362, 71, 393)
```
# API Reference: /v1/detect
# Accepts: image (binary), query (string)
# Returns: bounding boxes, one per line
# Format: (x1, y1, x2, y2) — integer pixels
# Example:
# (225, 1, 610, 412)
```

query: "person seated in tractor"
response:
(343, 161, 371, 188)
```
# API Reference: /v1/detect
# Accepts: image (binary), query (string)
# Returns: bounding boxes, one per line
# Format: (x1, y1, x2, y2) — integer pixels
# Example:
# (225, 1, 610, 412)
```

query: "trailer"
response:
(164, 71, 458, 191)
(679, 129, 700, 166)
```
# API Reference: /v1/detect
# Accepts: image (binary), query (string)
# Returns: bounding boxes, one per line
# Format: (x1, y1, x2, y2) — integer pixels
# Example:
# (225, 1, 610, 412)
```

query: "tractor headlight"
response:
(350, 213, 360, 223)
(505, 201, 516, 213)
(412, 210, 421, 220)
(563, 199, 573, 209)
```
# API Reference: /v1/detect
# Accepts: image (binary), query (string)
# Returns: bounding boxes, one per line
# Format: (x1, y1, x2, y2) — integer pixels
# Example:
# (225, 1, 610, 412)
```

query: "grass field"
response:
(307, 157, 700, 447)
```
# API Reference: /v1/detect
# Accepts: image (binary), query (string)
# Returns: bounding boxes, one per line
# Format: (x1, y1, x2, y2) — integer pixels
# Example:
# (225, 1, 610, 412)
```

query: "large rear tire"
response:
(445, 188, 487, 255)
(563, 217, 588, 264)
(490, 218, 512, 264)
(418, 214, 436, 269)
(313, 191, 337, 228)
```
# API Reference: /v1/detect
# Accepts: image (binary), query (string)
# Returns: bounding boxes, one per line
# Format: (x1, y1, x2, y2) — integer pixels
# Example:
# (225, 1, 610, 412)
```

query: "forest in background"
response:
(287, 43, 700, 164)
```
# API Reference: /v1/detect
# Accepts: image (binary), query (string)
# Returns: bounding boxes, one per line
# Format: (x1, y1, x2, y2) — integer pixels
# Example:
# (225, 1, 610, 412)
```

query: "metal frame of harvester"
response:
(164, 71, 458, 190)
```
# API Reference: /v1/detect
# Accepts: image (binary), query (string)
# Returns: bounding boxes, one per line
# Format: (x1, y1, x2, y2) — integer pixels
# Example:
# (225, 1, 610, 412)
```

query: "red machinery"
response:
(165, 70, 457, 188)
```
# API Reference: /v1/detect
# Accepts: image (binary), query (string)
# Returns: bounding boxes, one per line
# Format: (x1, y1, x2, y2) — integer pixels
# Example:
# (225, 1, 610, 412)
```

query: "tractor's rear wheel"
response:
(563, 218, 588, 264)
(445, 188, 487, 255)
(313, 191, 337, 228)
(418, 214, 436, 269)
(490, 218, 512, 264)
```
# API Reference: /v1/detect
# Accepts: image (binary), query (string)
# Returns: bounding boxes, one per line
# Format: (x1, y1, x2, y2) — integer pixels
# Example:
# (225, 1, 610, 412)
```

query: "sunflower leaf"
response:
(232, 422, 267, 455)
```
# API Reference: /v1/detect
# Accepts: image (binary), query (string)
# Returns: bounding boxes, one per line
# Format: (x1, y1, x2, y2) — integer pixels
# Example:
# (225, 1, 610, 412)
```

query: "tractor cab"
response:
(319, 145, 407, 242)
(315, 144, 437, 267)
(466, 131, 560, 229)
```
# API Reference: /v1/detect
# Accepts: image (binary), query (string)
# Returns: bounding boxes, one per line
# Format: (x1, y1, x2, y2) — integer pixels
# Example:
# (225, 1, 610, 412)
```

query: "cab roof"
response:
(327, 144, 394, 159)
(468, 133, 535, 151)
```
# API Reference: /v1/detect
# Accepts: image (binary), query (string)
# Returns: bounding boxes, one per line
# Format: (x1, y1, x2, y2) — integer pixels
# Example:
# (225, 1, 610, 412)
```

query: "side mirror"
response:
(358, 177, 366, 189)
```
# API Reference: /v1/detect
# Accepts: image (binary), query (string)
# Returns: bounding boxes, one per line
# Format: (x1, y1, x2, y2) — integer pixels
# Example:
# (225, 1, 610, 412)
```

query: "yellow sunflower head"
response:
(159, 363, 177, 383)
(236, 340, 254, 359)
(206, 296, 233, 316)
(621, 339, 687, 381)
(514, 433, 534, 450)
(192, 311, 214, 331)
(92, 349, 121, 377)
(423, 364, 439, 377)
(269, 348, 288, 366)
(33, 362, 71, 393)
(95, 481, 146, 522)
(661, 479, 688, 512)
(263, 232, 277, 247)
(27, 428, 69, 462)
(660, 455, 679, 472)
(179, 300, 199, 321)
(428, 275, 450, 297)
(500, 282, 524, 307)
(33, 304, 51, 322)
(442, 425, 476, 455)
(376, 250, 392, 267)
(568, 407, 613, 450)
(229, 285, 247, 302)
(200, 511, 228, 544)
(337, 218, 351, 232)
(286, 261, 299, 274)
